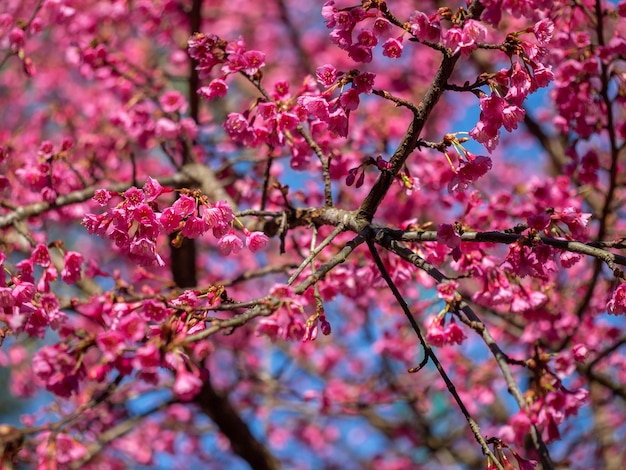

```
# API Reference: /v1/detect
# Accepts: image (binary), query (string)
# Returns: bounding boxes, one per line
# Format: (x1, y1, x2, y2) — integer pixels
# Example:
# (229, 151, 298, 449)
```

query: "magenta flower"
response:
(357, 30, 377, 48)
(502, 104, 526, 131)
(328, 108, 349, 137)
(426, 316, 467, 346)
(0, 287, 15, 308)
(437, 224, 461, 250)
(36, 433, 86, 465)
(277, 112, 299, 132)
(61, 251, 83, 284)
(352, 72, 375, 94)
(461, 20, 486, 45)
(347, 44, 373, 63)
(155, 118, 179, 139)
(143, 176, 164, 202)
(242, 50, 266, 74)
(181, 215, 209, 238)
(223, 112, 252, 143)
(298, 95, 330, 120)
(257, 101, 276, 119)
(124, 186, 145, 209)
(409, 11, 441, 42)
(382, 37, 403, 58)
(133, 342, 161, 369)
(372, 18, 392, 37)
(533, 19, 554, 45)
(218, 231, 243, 255)
(129, 238, 164, 267)
(93, 189, 113, 206)
(171, 194, 197, 218)
(95, 330, 126, 362)
(443, 27, 462, 55)
(448, 155, 493, 192)
(31, 243, 51, 267)
(608, 284, 626, 315)
(339, 88, 359, 111)
(142, 299, 170, 322)
(173, 368, 203, 401)
(316, 64, 338, 87)
(469, 120, 499, 152)
(198, 79, 228, 101)
(436, 281, 459, 303)
(12, 280, 35, 304)
(245, 231, 269, 252)
(9, 27, 25, 51)
(159, 90, 187, 113)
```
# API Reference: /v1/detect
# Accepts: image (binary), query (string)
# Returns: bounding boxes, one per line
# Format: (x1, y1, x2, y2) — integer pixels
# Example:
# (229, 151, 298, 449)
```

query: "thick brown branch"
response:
(195, 376, 281, 470)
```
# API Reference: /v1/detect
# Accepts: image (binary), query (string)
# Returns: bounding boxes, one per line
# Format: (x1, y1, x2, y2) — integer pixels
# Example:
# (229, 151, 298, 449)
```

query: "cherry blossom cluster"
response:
(466, 20, 555, 153)
(82, 177, 268, 265)
(188, 33, 265, 101)
(321, 2, 490, 62)
(297, 65, 375, 138)
(500, 369, 589, 446)
(257, 284, 309, 341)
(0, 9, 43, 76)
(27, 286, 222, 400)
(190, 32, 381, 171)
(0, 243, 83, 339)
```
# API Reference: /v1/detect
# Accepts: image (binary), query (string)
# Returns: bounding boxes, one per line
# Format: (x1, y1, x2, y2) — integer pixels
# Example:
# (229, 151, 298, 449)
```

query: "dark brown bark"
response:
(196, 377, 281, 470)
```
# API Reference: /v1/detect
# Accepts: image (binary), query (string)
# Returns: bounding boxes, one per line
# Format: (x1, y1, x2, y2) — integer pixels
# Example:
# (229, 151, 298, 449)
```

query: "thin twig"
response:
(365, 236, 503, 470)
(69, 399, 175, 469)
(377, 232, 554, 469)
(297, 125, 333, 207)
(287, 224, 345, 285)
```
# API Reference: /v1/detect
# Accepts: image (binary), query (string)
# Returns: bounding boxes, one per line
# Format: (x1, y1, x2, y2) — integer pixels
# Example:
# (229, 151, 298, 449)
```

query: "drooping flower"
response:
(382, 37, 403, 58)
(218, 231, 243, 255)
(61, 251, 83, 284)
(198, 79, 228, 100)
(608, 284, 626, 315)
(173, 368, 202, 401)
(245, 231, 269, 252)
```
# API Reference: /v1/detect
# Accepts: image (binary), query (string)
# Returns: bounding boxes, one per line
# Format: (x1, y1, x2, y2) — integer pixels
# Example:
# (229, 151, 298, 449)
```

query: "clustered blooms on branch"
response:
(82, 177, 268, 265)
(1, 0, 626, 468)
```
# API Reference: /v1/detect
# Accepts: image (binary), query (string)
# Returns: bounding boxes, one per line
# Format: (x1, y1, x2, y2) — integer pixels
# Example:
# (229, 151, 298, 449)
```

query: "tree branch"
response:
(195, 375, 281, 470)
(365, 235, 504, 470)
(374, 231, 555, 469)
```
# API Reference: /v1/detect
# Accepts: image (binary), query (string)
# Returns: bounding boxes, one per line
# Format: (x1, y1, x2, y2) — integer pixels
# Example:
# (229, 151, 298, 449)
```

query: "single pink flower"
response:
(218, 231, 243, 255)
(245, 231, 269, 252)
(383, 38, 403, 59)
(173, 368, 202, 401)
(61, 251, 83, 284)
(159, 90, 187, 113)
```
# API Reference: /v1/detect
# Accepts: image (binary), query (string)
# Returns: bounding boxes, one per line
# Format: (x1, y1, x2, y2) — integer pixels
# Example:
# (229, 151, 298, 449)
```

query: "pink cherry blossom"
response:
(608, 284, 626, 315)
(36, 433, 87, 465)
(173, 368, 203, 401)
(61, 251, 83, 284)
(245, 230, 269, 252)
(218, 231, 243, 255)
(198, 79, 228, 100)
(382, 37, 403, 58)
(159, 90, 188, 113)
